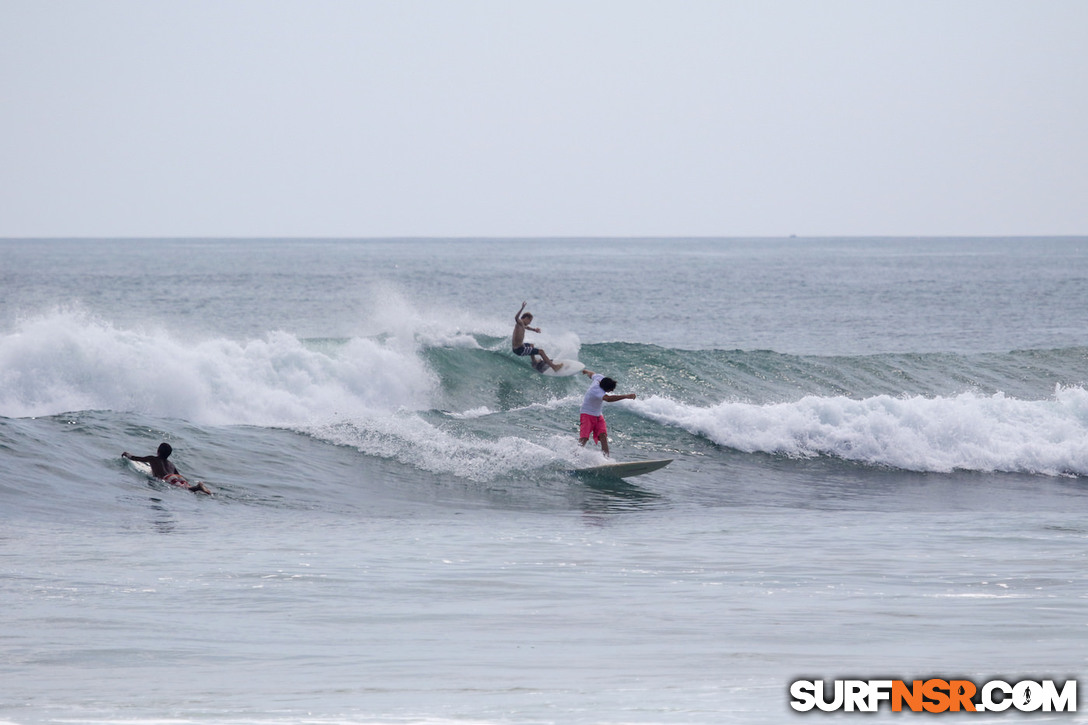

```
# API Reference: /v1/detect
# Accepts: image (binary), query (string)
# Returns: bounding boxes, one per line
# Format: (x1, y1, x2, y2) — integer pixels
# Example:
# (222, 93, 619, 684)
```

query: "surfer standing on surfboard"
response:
(122, 442, 212, 495)
(512, 301, 562, 373)
(578, 369, 636, 457)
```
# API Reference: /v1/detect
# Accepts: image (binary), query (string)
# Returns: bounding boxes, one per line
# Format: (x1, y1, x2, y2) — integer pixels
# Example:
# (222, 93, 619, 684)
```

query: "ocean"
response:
(1, 237, 1086, 724)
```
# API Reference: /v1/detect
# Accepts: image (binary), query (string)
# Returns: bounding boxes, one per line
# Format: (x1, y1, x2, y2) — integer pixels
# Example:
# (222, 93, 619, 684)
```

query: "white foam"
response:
(356, 283, 501, 349)
(0, 311, 435, 426)
(634, 387, 1088, 476)
(310, 415, 565, 482)
(446, 406, 494, 419)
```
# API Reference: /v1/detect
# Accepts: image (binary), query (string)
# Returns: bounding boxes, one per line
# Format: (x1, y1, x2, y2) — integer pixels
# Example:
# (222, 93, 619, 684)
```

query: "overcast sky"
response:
(2, 1, 1086, 238)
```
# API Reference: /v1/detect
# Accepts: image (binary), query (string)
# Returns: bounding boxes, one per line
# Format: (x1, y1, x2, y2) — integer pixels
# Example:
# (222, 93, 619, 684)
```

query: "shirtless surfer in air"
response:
(123, 442, 212, 495)
(512, 301, 562, 373)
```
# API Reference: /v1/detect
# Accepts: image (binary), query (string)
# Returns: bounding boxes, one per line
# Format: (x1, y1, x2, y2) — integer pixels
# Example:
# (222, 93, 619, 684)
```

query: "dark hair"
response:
(600, 377, 617, 392)
(157, 442, 173, 459)
(521, 312, 533, 321)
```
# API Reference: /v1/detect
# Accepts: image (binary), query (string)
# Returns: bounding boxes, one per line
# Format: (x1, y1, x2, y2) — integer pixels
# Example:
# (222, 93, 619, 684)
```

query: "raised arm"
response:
(603, 393, 637, 403)
(514, 302, 541, 333)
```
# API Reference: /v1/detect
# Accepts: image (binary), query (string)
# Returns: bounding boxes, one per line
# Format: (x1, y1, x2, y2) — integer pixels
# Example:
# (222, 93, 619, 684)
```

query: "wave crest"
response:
(635, 387, 1088, 476)
(0, 311, 435, 425)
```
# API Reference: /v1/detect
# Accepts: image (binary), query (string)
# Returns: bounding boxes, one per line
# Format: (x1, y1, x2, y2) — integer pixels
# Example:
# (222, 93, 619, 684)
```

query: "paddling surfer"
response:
(123, 443, 212, 495)
(512, 301, 562, 373)
(578, 369, 636, 457)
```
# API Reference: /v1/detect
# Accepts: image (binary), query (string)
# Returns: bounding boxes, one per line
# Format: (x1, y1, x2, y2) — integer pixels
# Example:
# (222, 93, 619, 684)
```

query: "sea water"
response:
(1, 237, 1086, 724)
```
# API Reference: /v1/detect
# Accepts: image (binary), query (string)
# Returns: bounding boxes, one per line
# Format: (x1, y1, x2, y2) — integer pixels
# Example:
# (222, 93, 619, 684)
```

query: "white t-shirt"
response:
(580, 373, 607, 417)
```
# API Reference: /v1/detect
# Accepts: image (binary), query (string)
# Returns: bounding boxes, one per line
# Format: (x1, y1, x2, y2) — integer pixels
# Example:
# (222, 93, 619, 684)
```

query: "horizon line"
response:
(3, 234, 1086, 242)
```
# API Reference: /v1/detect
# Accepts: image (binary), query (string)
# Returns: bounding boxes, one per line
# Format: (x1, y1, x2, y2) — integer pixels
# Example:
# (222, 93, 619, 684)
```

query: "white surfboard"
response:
(128, 459, 153, 476)
(538, 359, 585, 377)
(571, 458, 673, 478)
(125, 457, 212, 494)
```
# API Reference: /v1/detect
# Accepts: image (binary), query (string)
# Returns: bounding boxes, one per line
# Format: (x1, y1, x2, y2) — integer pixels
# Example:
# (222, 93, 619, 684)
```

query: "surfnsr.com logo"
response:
(789, 679, 1077, 713)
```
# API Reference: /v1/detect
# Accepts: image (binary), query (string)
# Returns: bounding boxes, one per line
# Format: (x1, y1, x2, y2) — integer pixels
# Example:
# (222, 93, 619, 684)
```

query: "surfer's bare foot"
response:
(552, 362, 563, 371)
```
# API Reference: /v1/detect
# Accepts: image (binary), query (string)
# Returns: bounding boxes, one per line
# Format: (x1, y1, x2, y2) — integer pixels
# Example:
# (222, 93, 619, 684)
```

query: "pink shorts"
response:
(579, 413, 607, 443)
(163, 473, 189, 487)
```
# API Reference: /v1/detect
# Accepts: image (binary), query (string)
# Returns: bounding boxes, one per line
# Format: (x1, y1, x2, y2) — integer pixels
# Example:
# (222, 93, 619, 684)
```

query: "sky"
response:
(2, 0, 1086, 238)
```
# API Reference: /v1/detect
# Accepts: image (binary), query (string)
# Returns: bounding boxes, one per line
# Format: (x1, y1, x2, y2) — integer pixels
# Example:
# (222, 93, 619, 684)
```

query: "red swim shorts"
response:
(579, 413, 607, 443)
